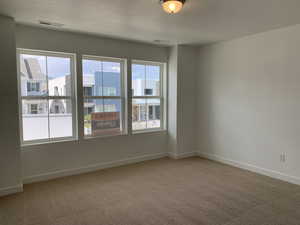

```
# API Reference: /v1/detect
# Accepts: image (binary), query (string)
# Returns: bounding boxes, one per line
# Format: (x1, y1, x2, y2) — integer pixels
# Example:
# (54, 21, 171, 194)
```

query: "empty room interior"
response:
(1, 0, 300, 224)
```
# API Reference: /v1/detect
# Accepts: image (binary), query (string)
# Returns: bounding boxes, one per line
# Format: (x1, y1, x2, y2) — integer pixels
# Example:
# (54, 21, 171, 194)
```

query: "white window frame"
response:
(131, 60, 166, 134)
(17, 49, 78, 146)
(82, 55, 127, 138)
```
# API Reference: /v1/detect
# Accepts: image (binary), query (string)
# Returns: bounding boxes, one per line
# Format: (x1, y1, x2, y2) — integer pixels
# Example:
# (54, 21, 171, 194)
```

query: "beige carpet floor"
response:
(1, 157, 300, 225)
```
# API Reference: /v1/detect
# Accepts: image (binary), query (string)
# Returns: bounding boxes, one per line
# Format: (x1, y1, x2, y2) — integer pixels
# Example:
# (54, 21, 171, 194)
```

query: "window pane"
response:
(84, 86, 93, 96)
(146, 65, 160, 96)
(48, 56, 72, 96)
(103, 99, 122, 133)
(83, 59, 121, 97)
(82, 59, 99, 97)
(132, 64, 146, 96)
(103, 61, 121, 96)
(146, 99, 161, 129)
(20, 54, 47, 96)
(22, 99, 49, 141)
(132, 99, 147, 130)
(49, 99, 73, 138)
(84, 99, 122, 136)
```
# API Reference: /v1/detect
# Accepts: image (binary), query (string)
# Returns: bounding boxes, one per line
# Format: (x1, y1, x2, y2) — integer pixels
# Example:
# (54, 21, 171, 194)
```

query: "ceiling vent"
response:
(39, 20, 64, 28)
(153, 40, 171, 45)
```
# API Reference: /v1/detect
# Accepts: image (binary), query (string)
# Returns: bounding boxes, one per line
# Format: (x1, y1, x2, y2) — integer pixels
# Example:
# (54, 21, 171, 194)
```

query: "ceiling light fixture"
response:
(160, 0, 186, 14)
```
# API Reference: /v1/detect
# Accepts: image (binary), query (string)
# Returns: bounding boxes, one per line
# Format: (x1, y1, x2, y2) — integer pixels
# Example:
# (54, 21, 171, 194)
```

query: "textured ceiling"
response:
(1, 0, 300, 45)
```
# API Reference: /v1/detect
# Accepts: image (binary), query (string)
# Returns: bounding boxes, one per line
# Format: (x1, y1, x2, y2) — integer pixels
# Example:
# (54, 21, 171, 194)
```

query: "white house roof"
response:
(21, 58, 46, 80)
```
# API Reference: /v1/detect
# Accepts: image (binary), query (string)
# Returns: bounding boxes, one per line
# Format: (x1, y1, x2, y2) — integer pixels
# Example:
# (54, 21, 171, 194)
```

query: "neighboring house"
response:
(84, 71, 121, 115)
(132, 79, 160, 122)
(83, 74, 95, 115)
(132, 79, 160, 96)
(21, 57, 160, 122)
(21, 57, 71, 115)
(48, 76, 72, 114)
(20, 57, 48, 96)
(85, 71, 161, 122)
(20, 57, 48, 114)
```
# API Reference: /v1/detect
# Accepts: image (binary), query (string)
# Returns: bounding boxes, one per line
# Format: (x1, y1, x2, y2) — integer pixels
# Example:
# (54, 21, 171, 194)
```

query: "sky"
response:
(22, 54, 160, 81)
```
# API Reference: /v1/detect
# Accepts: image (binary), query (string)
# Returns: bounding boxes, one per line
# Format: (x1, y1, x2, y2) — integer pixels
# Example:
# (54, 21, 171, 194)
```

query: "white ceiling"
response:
(1, 0, 300, 45)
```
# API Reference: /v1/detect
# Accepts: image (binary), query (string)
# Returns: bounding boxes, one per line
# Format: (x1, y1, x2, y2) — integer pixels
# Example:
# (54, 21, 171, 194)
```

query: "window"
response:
(30, 104, 38, 114)
(131, 61, 164, 131)
(27, 82, 40, 92)
(145, 88, 153, 95)
(82, 56, 126, 137)
(83, 87, 93, 96)
(18, 49, 76, 144)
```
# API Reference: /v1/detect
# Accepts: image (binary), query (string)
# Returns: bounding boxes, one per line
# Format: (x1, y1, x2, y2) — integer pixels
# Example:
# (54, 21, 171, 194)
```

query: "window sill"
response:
(83, 132, 128, 140)
(132, 129, 167, 135)
(21, 130, 167, 148)
(21, 137, 78, 147)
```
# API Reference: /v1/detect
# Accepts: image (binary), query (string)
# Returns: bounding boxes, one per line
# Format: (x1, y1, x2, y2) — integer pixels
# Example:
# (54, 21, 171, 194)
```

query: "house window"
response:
(131, 61, 164, 132)
(103, 87, 117, 96)
(83, 87, 93, 96)
(82, 56, 126, 137)
(144, 88, 153, 95)
(55, 105, 60, 114)
(30, 104, 38, 114)
(27, 82, 40, 92)
(18, 49, 76, 144)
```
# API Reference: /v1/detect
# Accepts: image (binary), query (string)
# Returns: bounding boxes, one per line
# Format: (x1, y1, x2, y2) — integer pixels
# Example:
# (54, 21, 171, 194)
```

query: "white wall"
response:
(168, 45, 197, 158)
(177, 46, 197, 155)
(168, 46, 179, 156)
(0, 16, 22, 194)
(16, 25, 169, 181)
(197, 24, 300, 184)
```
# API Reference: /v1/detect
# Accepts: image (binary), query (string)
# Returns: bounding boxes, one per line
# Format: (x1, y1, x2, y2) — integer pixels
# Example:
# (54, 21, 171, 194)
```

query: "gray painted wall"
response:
(168, 45, 197, 157)
(177, 46, 197, 154)
(16, 25, 169, 180)
(197, 24, 300, 181)
(168, 46, 178, 156)
(0, 16, 22, 191)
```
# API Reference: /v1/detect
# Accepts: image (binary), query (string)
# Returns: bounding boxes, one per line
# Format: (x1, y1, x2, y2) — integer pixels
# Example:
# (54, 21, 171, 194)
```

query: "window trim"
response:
(131, 60, 166, 134)
(82, 54, 127, 138)
(17, 48, 78, 146)
(17, 49, 167, 146)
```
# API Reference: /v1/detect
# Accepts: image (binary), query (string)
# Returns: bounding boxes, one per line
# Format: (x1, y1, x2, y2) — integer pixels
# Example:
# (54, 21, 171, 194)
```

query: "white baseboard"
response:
(198, 151, 300, 186)
(168, 151, 197, 159)
(23, 152, 168, 184)
(0, 184, 23, 197)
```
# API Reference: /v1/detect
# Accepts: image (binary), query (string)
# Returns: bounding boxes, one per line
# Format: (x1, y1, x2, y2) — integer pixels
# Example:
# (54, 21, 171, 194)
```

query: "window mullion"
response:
(48, 96, 72, 100)
(84, 96, 121, 99)
(21, 96, 48, 100)
(131, 96, 161, 99)
(46, 56, 50, 140)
